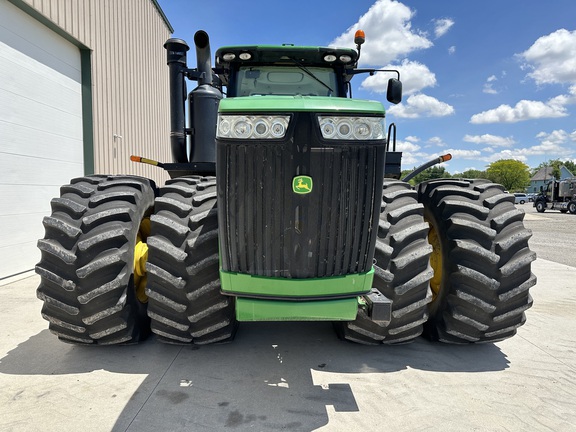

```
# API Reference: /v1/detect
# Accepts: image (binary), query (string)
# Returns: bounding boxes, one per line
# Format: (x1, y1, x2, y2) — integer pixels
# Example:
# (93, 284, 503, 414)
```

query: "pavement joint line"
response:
(123, 344, 185, 431)
(0, 270, 36, 286)
(516, 333, 576, 373)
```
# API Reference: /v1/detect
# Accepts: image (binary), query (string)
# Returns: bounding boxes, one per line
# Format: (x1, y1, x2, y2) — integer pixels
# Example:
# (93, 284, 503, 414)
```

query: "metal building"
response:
(0, 0, 173, 279)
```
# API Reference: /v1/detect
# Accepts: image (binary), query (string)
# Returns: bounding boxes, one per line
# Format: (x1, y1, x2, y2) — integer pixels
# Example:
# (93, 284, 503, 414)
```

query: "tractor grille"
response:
(217, 113, 386, 279)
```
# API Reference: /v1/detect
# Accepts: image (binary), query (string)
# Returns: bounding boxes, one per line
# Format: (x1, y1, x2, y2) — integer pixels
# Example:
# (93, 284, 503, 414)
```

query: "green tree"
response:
(536, 159, 576, 178)
(410, 166, 451, 185)
(400, 169, 414, 184)
(486, 159, 531, 192)
(564, 160, 576, 175)
(453, 169, 487, 179)
(536, 160, 561, 179)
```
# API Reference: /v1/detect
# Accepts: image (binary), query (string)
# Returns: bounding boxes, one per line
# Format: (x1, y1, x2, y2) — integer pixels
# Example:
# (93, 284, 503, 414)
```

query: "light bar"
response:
(318, 116, 385, 140)
(217, 115, 290, 139)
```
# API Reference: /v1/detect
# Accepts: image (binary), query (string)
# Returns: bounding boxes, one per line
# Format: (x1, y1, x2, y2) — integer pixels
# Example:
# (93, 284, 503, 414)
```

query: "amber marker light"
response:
(441, 153, 452, 162)
(354, 30, 366, 45)
(130, 155, 161, 167)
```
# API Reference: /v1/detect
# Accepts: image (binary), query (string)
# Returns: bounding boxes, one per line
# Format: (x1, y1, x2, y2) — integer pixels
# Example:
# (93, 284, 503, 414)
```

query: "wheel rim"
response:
(427, 221, 443, 302)
(133, 217, 150, 303)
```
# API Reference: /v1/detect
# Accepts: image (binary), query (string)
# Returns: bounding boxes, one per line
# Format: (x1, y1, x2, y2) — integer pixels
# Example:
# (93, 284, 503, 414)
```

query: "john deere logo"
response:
(292, 176, 313, 194)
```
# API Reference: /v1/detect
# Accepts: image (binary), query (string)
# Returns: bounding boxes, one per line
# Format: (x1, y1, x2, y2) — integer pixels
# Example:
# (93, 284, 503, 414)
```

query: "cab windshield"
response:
(233, 66, 337, 97)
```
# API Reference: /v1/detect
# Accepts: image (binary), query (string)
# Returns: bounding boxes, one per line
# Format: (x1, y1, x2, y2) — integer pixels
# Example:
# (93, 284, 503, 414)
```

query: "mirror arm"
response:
(345, 68, 401, 80)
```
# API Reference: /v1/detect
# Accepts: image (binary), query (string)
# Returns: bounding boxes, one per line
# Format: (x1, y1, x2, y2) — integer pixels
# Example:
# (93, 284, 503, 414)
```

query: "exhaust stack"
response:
(188, 30, 222, 170)
(194, 30, 212, 87)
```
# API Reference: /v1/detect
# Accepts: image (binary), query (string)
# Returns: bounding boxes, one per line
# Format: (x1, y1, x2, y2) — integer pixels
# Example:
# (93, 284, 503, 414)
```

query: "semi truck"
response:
(534, 178, 576, 214)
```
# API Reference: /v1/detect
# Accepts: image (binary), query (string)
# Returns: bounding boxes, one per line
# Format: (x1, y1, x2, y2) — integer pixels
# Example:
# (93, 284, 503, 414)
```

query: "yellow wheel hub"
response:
(427, 222, 443, 303)
(134, 218, 150, 303)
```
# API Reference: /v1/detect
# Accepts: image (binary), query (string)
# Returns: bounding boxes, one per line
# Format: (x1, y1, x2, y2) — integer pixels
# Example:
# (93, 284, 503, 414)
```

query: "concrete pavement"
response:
(1, 256, 575, 431)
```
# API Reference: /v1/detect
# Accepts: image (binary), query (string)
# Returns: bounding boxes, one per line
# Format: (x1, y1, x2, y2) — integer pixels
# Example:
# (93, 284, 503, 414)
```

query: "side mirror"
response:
(386, 78, 402, 104)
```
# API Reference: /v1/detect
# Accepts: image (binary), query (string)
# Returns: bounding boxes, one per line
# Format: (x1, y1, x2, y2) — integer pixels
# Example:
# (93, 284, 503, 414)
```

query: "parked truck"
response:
(534, 178, 576, 214)
(35, 30, 536, 346)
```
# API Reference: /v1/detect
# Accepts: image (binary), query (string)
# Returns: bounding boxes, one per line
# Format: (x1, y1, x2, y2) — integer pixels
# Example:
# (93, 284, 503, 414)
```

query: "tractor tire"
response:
(146, 177, 236, 345)
(35, 175, 156, 345)
(535, 201, 546, 213)
(417, 179, 536, 343)
(568, 201, 576, 214)
(335, 180, 433, 345)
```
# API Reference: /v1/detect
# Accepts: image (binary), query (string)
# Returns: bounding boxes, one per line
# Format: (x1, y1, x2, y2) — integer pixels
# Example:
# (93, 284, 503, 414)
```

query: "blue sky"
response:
(157, 0, 576, 174)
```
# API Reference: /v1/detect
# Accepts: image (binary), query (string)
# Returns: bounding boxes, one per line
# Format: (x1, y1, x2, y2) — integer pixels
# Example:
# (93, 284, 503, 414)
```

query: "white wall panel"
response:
(0, 0, 82, 278)
(1, 0, 173, 279)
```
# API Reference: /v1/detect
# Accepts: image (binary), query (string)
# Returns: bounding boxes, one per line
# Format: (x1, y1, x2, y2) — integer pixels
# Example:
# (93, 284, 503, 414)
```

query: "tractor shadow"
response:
(0, 322, 509, 431)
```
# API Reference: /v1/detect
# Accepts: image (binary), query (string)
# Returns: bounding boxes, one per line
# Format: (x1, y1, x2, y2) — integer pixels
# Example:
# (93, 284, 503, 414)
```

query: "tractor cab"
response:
(214, 43, 402, 104)
(215, 45, 357, 98)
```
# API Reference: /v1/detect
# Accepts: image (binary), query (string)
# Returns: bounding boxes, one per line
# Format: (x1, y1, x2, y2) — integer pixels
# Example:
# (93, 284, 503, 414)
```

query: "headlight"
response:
(318, 116, 385, 140)
(217, 115, 290, 139)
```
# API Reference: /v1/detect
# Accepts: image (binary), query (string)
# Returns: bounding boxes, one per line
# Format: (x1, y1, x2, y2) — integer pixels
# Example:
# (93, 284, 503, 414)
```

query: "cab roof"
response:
(215, 45, 358, 68)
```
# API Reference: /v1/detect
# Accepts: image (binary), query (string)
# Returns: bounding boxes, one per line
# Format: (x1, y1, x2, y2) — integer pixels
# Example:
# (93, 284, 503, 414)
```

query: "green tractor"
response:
(35, 30, 536, 346)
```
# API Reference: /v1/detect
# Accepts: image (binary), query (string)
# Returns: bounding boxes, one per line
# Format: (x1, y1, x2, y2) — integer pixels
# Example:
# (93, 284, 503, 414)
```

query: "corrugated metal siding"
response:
(20, 0, 172, 185)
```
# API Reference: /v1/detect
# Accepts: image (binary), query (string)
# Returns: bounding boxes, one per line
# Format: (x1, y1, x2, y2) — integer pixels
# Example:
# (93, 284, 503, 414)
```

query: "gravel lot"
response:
(521, 202, 576, 267)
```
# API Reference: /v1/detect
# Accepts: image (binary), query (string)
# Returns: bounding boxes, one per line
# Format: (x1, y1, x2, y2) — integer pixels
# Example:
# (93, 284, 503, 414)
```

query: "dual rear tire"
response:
(145, 177, 236, 344)
(35, 175, 236, 346)
(337, 179, 535, 345)
(36, 175, 156, 344)
(418, 179, 535, 343)
(335, 180, 433, 345)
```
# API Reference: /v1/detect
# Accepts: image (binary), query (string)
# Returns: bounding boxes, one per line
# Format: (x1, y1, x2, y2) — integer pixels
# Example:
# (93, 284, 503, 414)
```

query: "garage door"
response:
(0, 1, 84, 280)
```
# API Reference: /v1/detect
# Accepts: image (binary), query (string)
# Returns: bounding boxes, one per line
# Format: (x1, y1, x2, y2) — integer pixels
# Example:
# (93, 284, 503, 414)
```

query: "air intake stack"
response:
(164, 38, 189, 163)
(164, 31, 222, 173)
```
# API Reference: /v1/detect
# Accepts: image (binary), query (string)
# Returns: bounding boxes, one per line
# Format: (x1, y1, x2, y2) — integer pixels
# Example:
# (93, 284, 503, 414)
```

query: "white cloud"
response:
(471, 84, 576, 124)
(472, 31, 576, 127)
(476, 129, 576, 164)
(548, 85, 576, 107)
(388, 94, 455, 118)
(483, 75, 498, 94)
(526, 129, 576, 156)
(398, 129, 575, 172)
(448, 46, 456, 55)
(427, 136, 446, 147)
(399, 153, 422, 167)
(433, 18, 454, 38)
(463, 134, 516, 147)
(396, 139, 429, 166)
(519, 29, 576, 85)
(470, 98, 569, 124)
(330, 0, 432, 66)
(536, 129, 576, 146)
(481, 150, 528, 164)
(360, 59, 436, 95)
(404, 135, 420, 143)
(445, 149, 482, 159)
(397, 140, 421, 153)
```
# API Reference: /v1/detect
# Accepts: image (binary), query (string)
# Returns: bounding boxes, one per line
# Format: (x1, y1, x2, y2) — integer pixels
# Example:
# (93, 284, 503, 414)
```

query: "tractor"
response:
(35, 30, 536, 346)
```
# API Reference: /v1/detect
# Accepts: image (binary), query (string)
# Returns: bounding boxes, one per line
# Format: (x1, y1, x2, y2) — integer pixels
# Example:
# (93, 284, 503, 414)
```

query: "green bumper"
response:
(235, 297, 359, 321)
(220, 269, 374, 322)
